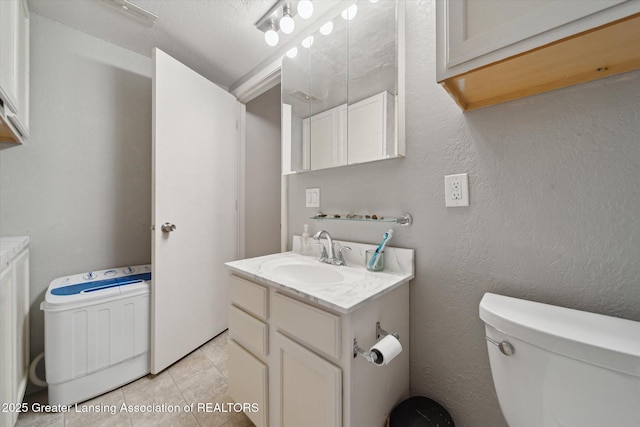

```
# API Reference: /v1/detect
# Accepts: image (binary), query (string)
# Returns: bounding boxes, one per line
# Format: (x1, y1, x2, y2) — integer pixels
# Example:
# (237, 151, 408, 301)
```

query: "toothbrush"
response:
(369, 229, 393, 269)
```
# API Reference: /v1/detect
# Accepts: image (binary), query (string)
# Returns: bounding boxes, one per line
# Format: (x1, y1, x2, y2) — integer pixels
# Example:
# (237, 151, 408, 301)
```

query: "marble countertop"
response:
(225, 236, 414, 314)
(0, 236, 30, 271)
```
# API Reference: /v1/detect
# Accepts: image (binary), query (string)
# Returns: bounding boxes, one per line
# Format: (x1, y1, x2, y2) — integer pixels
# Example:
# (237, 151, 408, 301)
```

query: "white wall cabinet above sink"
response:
(0, 0, 30, 145)
(436, 0, 640, 110)
(301, 91, 395, 171)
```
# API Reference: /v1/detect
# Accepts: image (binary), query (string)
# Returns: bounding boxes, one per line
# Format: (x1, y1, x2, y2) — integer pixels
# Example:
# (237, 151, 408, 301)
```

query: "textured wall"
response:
(287, 1, 640, 425)
(245, 84, 282, 258)
(0, 15, 152, 372)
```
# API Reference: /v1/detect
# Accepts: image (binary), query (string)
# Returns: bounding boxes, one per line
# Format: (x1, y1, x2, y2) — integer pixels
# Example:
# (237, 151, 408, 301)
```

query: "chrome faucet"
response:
(313, 230, 351, 266)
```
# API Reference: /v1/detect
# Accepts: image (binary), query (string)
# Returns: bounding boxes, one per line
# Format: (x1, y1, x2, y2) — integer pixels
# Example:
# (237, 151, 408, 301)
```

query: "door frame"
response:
(232, 59, 288, 255)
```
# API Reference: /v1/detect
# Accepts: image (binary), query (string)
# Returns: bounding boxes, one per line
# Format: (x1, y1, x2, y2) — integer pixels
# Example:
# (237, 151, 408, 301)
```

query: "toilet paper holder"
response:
(376, 321, 398, 340)
(353, 321, 400, 363)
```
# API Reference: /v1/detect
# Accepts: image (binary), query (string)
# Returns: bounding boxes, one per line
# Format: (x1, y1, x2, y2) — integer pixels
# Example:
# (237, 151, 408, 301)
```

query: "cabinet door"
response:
(302, 104, 347, 171)
(347, 92, 387, 165)
(228, 340, 268, 427)
(0, 267, 15, 427)
(0, 0, 20, 113)
(11, 0, 29, 137)
(277, 333, 342, 427)
(438, 0, 628, 78)
(12, 248, 29, 417)
(304, 109, 336, 170)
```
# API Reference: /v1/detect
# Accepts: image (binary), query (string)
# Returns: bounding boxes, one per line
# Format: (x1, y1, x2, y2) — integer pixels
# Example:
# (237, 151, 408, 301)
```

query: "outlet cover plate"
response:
(306, 188, 320, 207)
(445, 173, 469, 207)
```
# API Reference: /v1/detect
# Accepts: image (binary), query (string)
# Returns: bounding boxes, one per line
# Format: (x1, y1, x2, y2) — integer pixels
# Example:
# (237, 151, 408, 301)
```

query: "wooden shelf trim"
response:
(440, 13, 640, 111)
(0, 116, 22, 144)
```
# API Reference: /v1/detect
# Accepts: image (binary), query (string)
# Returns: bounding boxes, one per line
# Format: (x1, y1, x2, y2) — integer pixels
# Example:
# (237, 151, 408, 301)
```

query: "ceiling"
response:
(27, 0, 343, 91)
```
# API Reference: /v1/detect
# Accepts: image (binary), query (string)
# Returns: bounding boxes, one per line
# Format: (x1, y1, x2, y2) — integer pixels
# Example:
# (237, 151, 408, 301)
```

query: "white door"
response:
(151, 48, 238, 374)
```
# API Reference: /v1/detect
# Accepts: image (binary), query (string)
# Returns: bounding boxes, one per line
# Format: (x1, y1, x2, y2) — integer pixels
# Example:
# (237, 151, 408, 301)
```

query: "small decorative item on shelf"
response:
(311, 213, 412, 227)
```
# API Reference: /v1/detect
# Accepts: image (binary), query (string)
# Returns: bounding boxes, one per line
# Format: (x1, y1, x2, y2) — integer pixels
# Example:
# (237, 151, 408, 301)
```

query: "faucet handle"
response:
(337, 246, 352, 266)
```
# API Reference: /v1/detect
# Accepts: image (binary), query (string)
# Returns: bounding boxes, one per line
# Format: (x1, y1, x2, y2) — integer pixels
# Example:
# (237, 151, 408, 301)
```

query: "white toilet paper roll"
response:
(370, 334, 402, 366)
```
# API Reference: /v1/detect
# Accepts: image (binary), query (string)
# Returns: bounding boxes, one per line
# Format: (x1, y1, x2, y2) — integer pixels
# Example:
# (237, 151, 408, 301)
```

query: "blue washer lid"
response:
(51, 272, 151, 296)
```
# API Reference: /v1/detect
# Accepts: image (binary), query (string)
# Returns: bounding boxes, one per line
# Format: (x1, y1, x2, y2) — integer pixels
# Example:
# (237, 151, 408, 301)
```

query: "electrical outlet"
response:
(306, 188, 320, 207)
(445, 174, 469, 207)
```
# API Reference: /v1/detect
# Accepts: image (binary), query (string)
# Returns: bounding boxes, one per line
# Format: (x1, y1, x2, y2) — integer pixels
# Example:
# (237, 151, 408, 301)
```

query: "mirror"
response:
(282, 0, 403, 173)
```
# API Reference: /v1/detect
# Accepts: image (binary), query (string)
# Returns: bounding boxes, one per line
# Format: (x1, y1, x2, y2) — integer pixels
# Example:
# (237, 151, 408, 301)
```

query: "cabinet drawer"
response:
(229, 275, 267, 319)
(273, 292, 341, 360)
(229, 304, 268, 357)
(228, 339, 268, 427)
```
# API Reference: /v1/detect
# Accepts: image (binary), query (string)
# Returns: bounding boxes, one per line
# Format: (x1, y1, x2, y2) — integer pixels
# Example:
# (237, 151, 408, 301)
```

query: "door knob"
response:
(161, 223, 176, 232)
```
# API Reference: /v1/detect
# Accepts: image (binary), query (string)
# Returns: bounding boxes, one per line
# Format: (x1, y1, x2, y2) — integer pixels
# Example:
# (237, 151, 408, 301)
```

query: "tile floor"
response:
(16, 331, 254, 427)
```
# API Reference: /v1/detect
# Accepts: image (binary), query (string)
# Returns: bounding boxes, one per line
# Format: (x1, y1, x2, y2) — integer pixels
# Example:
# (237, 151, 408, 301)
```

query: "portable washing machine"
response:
(41, 264, 152, 405)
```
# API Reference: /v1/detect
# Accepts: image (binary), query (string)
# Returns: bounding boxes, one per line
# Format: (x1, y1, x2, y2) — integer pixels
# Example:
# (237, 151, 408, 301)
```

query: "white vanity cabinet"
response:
(227, 271, 410, 427)
(0, 246, 30, 427)
(0, 0, 30, 144)
(436, 0, 640, 110)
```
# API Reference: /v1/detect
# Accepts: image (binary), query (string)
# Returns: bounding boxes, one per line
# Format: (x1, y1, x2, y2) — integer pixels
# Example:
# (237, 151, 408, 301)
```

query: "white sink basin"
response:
(270, 264, 346, 285)
(261, 257, 364, 286)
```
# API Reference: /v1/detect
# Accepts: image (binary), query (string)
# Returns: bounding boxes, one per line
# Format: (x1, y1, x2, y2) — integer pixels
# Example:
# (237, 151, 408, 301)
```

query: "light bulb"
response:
(301, 35, 314, 48)
(319, 21, 333, 36)
(286, 47, 298, 58)
(297, 0, 313, 19)
(341, 4, 358, 21)
(265, 29, 279, 46)
(280, 13, 295, 34)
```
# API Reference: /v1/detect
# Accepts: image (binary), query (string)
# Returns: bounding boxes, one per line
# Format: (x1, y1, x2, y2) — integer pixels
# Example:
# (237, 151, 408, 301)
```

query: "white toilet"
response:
(479, 292, 640, 427)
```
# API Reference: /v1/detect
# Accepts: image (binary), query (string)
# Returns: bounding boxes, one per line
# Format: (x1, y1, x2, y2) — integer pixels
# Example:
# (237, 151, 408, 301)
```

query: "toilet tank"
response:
(479, 293, 640, 427)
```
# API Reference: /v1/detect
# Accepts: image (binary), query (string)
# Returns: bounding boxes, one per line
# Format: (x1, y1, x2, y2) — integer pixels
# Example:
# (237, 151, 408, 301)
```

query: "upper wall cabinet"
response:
(436, 0, 640, 110)
(0, 0, 30, 144)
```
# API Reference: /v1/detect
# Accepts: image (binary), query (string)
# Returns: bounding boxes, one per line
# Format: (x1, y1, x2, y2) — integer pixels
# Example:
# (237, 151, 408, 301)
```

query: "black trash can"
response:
(388, 396, 455, 427)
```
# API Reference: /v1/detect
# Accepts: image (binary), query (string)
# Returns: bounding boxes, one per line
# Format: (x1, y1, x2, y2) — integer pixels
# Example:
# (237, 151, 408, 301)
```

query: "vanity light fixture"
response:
(286, 47, 298, 58)
(255, 0, 304, 46)
(265, 20, 280, 46)
(319, 20, 334, 36)
(301, 35, 314, 48)
(280, 5, 295, 34)
(256, 1, 313, 47)
(297, 0, 313, 19)
(341, 4, 358, 21)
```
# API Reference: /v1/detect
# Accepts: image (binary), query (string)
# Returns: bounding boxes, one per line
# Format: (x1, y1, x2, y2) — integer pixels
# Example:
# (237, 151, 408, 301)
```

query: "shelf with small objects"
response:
(310, 213, 412, 227)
